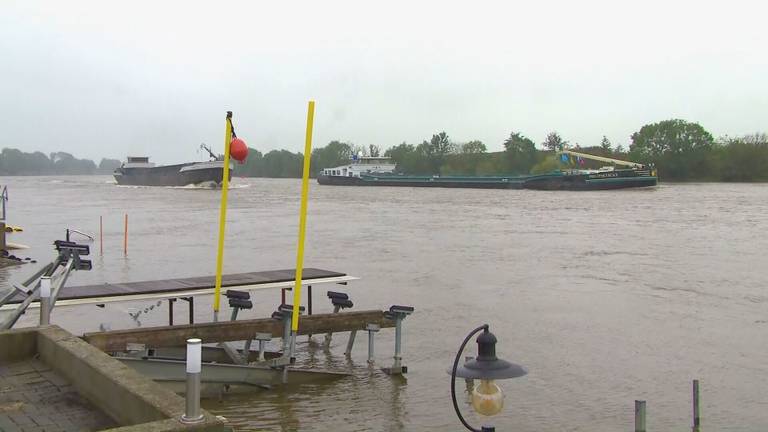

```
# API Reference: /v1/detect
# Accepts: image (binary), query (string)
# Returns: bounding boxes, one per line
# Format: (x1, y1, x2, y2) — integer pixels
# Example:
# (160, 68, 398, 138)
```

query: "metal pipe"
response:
(282, 315, 291, 354)
(123, 213, 128, 256)
(693, 380, 700, 432)
(257, 339, 266, 361)
(324, 304, 342, 347)
(0, 261, 51, 307)
(50, 259, 75, 304)
(0, 278, 44, 330)
(39, 276, 51, 326)
(99, 216, 103, 256)
(367, 330, 375, 363)
(181, 338, 204, 424)
(393, 317, 403, 369)
(168, 298, 175, 326)
(635, 400, 646, 432)
(243, 339, 253, 358)
(344, 330, 357, 357)
(366, 324, 379, 364)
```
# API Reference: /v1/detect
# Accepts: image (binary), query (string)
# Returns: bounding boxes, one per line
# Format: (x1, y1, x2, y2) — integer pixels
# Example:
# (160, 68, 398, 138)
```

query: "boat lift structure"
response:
(1, 242, 415, 394)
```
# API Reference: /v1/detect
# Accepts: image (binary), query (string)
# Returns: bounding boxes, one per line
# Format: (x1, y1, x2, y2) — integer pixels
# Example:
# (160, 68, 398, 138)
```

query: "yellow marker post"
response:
(213, 112, 234, 321)
(291, 101, 315, 332)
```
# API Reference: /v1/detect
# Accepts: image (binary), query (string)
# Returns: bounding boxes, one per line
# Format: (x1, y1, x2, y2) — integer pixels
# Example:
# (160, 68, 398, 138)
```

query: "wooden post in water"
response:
(0, 222, 6, 251)
(635, 400, 646, 432)
(123, 214, 128, 255)
(99, 216, 103, 256)
(692, 379, 700, 432)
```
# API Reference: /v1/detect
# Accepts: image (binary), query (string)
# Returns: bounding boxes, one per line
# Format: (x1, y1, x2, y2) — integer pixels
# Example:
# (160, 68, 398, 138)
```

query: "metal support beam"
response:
(168, 298, 176, 326)
(692, 379, 700, 432)
(366, 323, 380, 364)
(635, 400, 646, 432)
(382, 305, 413, 375)
(324, 304, 342, 347)
(344, 330, 357, 357)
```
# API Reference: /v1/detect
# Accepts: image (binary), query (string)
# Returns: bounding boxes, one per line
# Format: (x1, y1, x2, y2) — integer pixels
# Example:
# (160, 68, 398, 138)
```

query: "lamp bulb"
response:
(471, 379, 504, 416)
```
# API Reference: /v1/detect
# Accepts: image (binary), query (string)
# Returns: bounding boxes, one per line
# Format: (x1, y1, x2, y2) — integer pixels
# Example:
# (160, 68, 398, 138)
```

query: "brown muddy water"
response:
(1, 175, 767, 431)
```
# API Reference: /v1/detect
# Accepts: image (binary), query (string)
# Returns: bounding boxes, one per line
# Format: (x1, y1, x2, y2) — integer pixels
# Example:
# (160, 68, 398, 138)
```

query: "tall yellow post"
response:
(213, 112, 233, 321)
(291, 101, 315, 332)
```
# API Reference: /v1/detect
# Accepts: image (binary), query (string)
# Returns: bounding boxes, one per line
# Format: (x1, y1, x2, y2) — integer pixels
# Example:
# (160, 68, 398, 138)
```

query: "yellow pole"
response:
(291, 101, 315, 332)
(213, 112, 233, 321)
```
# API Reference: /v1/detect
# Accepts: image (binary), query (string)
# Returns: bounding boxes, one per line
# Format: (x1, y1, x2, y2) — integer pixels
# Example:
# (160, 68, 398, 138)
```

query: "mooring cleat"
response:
(331, 298, 354, 309)
(326, 291, 348, 300)
(228, 298, 252, 310)
(325, 293, 353, 347)
(389, 305, 414, 314)
(225, 289, 251, 300)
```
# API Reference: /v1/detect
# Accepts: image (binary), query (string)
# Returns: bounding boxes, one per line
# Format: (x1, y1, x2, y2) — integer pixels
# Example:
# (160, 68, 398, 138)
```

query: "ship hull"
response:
(114, 162, 231, 187)
(317, 169, 657, 191)
(317, 174, 523, 189)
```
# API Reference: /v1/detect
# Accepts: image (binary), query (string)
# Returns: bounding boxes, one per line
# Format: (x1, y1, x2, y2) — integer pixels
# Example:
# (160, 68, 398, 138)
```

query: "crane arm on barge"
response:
(558, 149, 647, 168)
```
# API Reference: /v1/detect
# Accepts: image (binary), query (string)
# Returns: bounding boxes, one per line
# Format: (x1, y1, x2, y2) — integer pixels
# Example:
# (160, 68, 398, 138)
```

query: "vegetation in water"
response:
(2, 119, 767, 181)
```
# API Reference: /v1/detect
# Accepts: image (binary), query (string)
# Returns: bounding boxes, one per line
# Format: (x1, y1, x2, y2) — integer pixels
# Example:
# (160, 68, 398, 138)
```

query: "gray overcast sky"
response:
(1, 0, 766, 164)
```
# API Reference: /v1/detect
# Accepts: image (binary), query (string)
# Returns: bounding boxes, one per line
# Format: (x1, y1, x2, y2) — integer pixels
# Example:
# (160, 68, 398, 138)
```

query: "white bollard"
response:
(39, 276, 51, 326)
(181, 338, 204, 424)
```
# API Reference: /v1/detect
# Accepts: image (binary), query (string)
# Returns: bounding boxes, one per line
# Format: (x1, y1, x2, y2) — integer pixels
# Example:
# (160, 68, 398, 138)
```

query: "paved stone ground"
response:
(0, 358, 116, 432)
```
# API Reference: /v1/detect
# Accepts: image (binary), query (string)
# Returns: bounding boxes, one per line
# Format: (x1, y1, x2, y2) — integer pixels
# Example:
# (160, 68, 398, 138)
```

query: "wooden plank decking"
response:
(83, 310, 394, 352)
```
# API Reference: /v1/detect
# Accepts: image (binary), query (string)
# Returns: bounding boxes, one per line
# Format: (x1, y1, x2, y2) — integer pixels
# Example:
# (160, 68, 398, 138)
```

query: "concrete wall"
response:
(0, 327, 37, 362)
(28, 326, 227, 431)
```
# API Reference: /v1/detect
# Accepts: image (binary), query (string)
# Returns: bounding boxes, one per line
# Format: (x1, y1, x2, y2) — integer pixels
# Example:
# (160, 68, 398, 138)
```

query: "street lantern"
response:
(449, 324, 527, 432)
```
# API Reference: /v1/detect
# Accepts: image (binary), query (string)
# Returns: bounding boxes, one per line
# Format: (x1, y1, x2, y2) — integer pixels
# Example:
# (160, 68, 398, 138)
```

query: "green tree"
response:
(385, 142, 419, 173)
(600, 136, 612, 154)
(420, 131, 456, 174)
(311, 141, 352, 175)
(368, 144, 381, 157)
(460, 140, 486, 154)
(503, 132, 537, 174)
(261, 150, 303, 178)
(98, 158, 121, 173)
(233, 148, 264, 177)
(630, 119, 714, 159)
(530, 156, 561, 174)
(542, 132, 568, 151)
(630, 119, 715, 180)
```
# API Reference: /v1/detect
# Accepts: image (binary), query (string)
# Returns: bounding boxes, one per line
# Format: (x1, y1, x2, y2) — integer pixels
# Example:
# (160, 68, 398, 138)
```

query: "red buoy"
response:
(230, 137, 248, 163)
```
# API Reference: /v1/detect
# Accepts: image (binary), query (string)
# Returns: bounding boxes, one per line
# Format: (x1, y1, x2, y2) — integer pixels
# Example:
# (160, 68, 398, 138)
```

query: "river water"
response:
(1, 176, 766, 431)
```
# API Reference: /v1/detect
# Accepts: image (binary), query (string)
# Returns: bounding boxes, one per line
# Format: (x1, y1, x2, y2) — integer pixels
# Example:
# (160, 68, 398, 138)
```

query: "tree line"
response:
(234, 119, 766, 181)
(0, 148, 120, 175)
(3, 119, 767, 181)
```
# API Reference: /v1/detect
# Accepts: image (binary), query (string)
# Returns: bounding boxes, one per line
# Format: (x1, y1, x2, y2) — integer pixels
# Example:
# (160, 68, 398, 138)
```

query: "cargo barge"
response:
(113, 145, 231, 187)
(317, 152, 657, 191)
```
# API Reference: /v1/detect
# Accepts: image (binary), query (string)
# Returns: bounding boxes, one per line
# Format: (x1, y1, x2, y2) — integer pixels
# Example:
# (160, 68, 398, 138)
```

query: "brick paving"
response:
(0, 358, 116, 432)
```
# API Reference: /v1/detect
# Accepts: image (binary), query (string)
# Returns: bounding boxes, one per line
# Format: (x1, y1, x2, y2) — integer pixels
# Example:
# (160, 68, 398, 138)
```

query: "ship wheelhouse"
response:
(321, 156, 396, 178)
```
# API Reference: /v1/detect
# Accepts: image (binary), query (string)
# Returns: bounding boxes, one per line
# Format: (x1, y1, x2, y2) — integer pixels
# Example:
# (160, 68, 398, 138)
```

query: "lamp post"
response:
(449, 324, 527, 432)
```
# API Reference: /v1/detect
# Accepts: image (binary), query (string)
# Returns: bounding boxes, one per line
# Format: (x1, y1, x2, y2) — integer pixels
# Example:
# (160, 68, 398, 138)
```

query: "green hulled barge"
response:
(317, 151, 657, 191)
